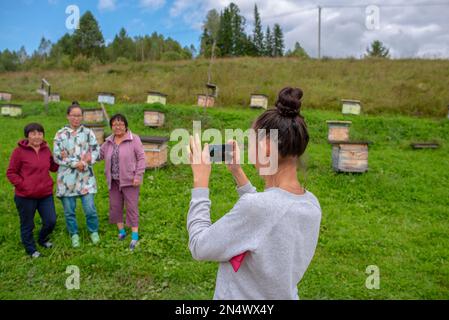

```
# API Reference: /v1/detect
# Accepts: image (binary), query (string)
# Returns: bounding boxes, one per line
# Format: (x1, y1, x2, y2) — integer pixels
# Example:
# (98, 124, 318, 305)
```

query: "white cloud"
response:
(139, 0, 166, 10)
(98, 0, 117, 11)
(168, 0, 449, 58)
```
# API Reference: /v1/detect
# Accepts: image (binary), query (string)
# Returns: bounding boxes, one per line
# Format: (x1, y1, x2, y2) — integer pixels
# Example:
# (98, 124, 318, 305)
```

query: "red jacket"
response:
(6, 139, 59, 198)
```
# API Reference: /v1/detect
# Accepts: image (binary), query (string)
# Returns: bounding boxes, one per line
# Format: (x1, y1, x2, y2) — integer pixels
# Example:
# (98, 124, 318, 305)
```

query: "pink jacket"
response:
(100, 130, 146, 190)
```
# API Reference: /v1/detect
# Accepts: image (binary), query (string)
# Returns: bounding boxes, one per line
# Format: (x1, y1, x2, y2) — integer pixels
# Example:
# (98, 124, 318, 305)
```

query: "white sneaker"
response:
(31, 251, 41, 258)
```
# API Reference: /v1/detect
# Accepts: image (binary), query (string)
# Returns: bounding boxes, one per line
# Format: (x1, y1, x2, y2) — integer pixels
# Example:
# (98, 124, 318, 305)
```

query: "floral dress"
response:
(53, 125, 100, 197)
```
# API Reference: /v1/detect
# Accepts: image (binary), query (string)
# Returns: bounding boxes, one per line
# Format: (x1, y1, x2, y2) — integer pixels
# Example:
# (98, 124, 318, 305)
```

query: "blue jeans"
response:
(60, 193, 99, 236)
(14, 195, 57, 255)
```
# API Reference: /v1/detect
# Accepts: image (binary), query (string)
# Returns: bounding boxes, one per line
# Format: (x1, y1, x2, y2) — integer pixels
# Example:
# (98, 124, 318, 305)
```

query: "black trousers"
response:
(14, 195, 57, 255)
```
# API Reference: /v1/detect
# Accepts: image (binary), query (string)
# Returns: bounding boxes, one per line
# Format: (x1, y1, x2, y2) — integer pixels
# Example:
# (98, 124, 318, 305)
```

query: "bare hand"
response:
(188, 134, 211, 188)
(75, 161, 85, 172)
(82, 152, 92, 164)
(226, 140, 241, 173)
(132, 178, 141, 187)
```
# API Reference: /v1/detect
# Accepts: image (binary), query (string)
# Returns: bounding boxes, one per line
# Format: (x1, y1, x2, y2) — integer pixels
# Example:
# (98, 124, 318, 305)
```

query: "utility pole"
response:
(318, 5, 322, 59)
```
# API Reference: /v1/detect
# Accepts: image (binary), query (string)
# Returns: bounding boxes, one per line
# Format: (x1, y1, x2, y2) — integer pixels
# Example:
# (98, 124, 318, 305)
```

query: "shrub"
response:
(72, 55, 91, 72)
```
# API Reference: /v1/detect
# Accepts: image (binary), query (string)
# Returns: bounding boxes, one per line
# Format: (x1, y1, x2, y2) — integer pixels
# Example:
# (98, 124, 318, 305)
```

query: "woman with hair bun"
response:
(186, 87, 322, 299)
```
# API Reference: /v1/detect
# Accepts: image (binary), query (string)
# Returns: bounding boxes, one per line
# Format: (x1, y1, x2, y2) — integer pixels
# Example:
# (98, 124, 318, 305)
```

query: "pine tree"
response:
(286, 42, 309, 58)
(366, 40, 390, 58)
(72, 11, 105, 60)
(252, 4, 264, 56)
(265, 26, 274, 57)
(273, 24, 284, 57)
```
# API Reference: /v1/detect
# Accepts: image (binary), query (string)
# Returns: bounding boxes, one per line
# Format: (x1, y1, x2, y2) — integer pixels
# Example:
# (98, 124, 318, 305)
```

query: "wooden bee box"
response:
(48, 94, 60, 102)
(331, 141, 370, 173)
(250, 94, 268, 109)
(197, 94, 215, 108)
(83, 108, 104, 123)
(98, 92, 115, 105)
(84, 124, 105, 145)
(144, 110, 165, 127)
(1, 104, 22, 117)
(147, 92, 167, 105)
(342, 99, 361, 115)
(410, 142, 440, 149)
(0, 92, 12, 101)
(326, 120, 352, 142)
(140, 136, 169, 169)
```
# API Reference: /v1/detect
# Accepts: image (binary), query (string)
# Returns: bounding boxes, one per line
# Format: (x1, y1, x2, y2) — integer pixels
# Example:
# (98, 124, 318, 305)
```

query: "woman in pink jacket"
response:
(100, 114, 146, 250)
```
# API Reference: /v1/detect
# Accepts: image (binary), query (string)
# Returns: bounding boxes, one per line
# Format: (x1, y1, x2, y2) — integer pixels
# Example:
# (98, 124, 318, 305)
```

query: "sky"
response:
(0, 0, 449, 58)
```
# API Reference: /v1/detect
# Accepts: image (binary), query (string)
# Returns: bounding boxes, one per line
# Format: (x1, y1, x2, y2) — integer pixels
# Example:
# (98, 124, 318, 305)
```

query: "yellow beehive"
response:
(341, 99, 361, 115)
(250, 94, 268, 109)
(1, 104, 22, 117)
(147, 92, 167, 105)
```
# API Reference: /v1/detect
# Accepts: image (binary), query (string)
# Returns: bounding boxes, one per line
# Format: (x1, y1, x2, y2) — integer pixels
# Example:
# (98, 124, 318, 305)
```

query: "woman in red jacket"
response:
(6, 123, 59, 258)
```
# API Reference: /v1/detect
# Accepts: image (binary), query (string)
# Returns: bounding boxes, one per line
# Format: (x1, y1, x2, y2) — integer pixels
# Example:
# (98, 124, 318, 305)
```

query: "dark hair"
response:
(253, 87, 309, 158)
(109, 113, 128, 129)
(67, 102, 82, 115)
(24, 123, 45, 138)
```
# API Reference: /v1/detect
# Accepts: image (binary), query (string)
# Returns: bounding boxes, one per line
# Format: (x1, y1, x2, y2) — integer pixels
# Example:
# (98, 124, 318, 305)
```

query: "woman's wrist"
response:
(231, 167, 248, 187)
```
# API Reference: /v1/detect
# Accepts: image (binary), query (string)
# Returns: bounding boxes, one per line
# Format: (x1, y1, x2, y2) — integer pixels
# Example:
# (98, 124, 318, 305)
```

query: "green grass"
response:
(0, 101, 448, 299)
(1, 57, 449, 117)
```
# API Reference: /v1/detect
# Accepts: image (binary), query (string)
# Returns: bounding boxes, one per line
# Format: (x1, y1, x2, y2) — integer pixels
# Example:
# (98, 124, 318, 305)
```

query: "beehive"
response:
(250, 94, 268, 109)
(326, 120, 352, 142)
(140, 136, 169, 169)
(0, 92, 12, 101)
(83, 108, 104, 123)
(98, 92, 115, 105)
(410, 142, 440, 149)
(84, 124, 105, 145)
(197, 94, 215, 108)
(341, 99, 361, 115)
(1, 104, 22, 117)
(48, 94, 60, 102)
(147, 92, 167, 105)
(144, 110, 165, 127)
(331, 141, 370, 173)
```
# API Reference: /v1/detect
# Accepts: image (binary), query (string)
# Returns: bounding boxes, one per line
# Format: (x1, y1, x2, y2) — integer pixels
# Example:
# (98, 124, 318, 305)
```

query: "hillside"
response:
(1, 57, 448, 117)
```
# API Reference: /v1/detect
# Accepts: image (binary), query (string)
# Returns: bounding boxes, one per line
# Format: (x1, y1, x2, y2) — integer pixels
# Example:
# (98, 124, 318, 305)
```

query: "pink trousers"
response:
(109, 179, 140, 227)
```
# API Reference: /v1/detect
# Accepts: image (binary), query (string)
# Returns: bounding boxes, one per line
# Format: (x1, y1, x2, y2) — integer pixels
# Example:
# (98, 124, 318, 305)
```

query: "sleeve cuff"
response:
(237, 182, 254, 195)
(191, 188, 210, 199)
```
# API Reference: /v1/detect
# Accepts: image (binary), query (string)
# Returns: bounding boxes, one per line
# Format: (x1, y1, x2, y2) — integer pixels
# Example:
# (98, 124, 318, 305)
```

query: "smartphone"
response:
(209, 144, 233, 163)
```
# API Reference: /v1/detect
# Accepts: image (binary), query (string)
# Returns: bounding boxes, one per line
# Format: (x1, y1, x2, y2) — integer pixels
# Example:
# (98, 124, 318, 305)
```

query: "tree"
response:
(0, 50, 20, 71)
(36, 37, 52, 60)
(200, 9, 221, 58)
(72, 11, 105, 60)
(366, 40, 390, 58)
(273, 24, 284, 57)
(109, 27, 134, 61)
(264, 26, 274, 57)
(17, 46, 28, 64)
(252, 4, 264, 56)
(286, 42, 310, 58)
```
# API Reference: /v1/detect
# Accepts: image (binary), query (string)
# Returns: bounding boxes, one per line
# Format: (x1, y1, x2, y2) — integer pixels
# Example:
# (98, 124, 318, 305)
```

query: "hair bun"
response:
(275, 87, 303, 118)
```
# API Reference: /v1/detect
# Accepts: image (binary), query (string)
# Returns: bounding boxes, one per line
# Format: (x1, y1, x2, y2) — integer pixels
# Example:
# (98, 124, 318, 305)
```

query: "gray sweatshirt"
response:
(187, 182, 322, 300)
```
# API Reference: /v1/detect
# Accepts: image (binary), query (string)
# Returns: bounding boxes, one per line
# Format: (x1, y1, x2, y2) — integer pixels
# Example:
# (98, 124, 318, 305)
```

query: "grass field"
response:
(1, 57, 449, 117)
(0, 101, 448, 299)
